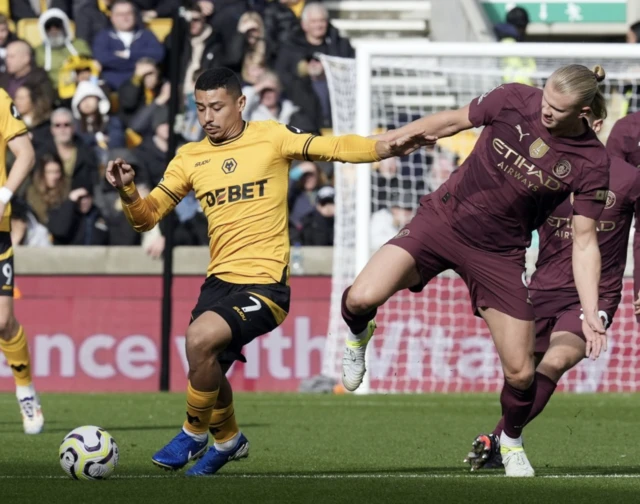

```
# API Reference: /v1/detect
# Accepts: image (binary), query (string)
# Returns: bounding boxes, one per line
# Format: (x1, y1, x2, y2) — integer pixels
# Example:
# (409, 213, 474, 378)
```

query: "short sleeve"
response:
(468, 83, 512, 127)
(606, 119, 629, 162)
(0, 89, 27, 143)
(571, 153, 609, 220)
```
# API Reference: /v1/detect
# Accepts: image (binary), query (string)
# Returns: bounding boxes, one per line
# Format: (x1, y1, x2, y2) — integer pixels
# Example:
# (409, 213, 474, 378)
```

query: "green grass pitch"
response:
(1, 392, 639, 503)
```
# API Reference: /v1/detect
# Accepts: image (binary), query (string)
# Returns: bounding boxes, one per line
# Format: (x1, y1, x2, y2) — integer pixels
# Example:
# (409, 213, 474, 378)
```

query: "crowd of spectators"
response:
(1, 0, 359, 253)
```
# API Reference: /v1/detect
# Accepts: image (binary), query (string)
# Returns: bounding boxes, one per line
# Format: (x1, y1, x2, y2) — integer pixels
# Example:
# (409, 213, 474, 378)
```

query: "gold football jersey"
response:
(123, 120, 380, 284)
(0, 89, 28, 231)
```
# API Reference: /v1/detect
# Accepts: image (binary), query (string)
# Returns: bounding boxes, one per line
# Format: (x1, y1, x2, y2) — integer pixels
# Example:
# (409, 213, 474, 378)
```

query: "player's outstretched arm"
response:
(106, 158, 187, 233)
(572, 214, 607, 359)
(372, 104, 474, 144)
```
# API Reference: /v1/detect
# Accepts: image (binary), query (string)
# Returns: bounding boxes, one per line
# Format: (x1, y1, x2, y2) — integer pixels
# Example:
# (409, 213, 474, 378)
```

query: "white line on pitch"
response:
(1, 473, 640, 480)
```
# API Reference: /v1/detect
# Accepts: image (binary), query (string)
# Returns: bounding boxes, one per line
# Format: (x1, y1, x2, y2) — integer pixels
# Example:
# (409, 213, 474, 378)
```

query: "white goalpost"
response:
(321, 42, 640, 394)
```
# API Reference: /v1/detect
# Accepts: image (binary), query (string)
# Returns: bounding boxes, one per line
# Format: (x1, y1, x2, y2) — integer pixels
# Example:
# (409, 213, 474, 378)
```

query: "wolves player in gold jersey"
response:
(0, 89, 41, 434)
(106, 67, 431, 476)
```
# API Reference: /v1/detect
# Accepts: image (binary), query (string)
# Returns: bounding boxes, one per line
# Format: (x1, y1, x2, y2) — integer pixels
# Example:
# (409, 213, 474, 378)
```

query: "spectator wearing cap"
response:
(290, 185, 334, 246)
(9, 0, 72, 21)
(133, 105, 169, 187)
(92, 0, 165, 90)
(25, 152, 70, 225)
(35, 8, 92, 91)
(14, 82, 54, 152)
(47, 183, 110, 245)
(73, 0, 115, 46)
(0, 15, 19, 73)
(41, 107, 100, 191)
(10, 197, 52, 247)
(275, 3, 354, 129)
(242, 70, 316, 132)
(72, 79, 125, 166)
(369, 191, 417, 251)
(0, 40, 54, 100)
(288, 160, 327, 228)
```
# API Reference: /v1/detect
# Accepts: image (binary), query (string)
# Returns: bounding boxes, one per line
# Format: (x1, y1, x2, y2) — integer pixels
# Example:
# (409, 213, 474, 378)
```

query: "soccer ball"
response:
(59, 426, 119, 480)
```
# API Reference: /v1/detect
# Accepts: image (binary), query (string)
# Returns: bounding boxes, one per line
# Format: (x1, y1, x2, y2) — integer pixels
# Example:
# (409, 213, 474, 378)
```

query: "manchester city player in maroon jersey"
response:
(606, 112, 640, 321)
(340, 65, 611, 477)
(463, 111, 640, 472)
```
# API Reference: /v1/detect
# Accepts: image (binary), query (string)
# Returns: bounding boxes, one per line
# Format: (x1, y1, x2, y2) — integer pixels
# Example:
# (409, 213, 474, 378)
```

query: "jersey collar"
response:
(208, 121, 248, 147)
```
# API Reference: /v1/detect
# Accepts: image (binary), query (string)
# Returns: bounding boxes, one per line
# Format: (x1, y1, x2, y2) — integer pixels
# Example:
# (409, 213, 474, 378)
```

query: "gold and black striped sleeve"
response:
(276, 122, 381, 164)
(121, 154, 191, 232)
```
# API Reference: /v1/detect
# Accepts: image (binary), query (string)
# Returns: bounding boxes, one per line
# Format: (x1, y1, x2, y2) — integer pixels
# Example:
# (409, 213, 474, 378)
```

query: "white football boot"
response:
(500, 433, 534, 477)
(341, 320, 376, 392)
(17, 384, 44, 435)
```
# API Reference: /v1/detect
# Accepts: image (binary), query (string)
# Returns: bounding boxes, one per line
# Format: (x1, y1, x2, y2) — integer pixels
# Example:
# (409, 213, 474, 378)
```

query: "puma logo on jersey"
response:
(515, 125, 530, 142)
(195, 159, 211, 167)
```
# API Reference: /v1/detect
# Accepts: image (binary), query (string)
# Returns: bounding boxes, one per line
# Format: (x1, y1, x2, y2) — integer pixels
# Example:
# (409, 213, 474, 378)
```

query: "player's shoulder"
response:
(610, 155, 640, 200)
(615, 110, 640, 129)
(503, 82, 541, 102)
(176, 138, 210, 155)
(0, 88, 11, 103)
(248, 120, 303, 134)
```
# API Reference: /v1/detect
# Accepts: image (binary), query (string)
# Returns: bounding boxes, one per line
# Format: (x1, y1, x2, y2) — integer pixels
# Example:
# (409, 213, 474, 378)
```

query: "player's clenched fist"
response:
(106, 158, 135, 189)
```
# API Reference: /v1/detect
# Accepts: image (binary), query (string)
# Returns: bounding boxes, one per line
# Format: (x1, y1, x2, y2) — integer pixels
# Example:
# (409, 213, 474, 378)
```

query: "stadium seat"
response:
(147, 18, 172, 42)
(18, 18, 76, 48)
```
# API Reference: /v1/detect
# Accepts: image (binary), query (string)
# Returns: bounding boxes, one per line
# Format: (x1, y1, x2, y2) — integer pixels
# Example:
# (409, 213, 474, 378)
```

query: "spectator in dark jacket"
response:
(165, 2, 236, 93)
(47, 184, 110, 245)
(92, 0, 165, 90)
(291, 185, 334, 246)
(288, 160, 327, 227)
(0, 40, 55, 100)
(10, 0, 72, 20)
(118, 57, 165, 126)
(263, 0, 321, 49)
(73, 0, 114, 46)
(275, 3, 354, 128)
(26, 152, 71, 225)
(14, 82, 54, 153)
(0, 15, 19, 74)
(40, 108, 100, 191)
(133, 106, 169, 187)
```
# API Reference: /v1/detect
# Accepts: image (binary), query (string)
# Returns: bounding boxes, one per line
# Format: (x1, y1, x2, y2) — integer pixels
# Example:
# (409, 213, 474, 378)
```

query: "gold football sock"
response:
(0, 326, 32, 387)
(209, 403, 239, 443)
(183, 381, 219, 435)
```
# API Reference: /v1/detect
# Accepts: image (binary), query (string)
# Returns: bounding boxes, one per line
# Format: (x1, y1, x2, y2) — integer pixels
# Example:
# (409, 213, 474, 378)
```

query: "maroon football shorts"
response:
(386, 195, 534, 321)
(532, 293, 617, 353)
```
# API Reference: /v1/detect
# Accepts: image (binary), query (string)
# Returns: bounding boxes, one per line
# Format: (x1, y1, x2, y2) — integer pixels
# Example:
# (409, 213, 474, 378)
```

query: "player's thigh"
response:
(186, 311, 234, 363)
(350, 202, 456, 309)
(0, 236, 16, 339)
(459, 247, 533, 323)
(480, 307, 535, 385)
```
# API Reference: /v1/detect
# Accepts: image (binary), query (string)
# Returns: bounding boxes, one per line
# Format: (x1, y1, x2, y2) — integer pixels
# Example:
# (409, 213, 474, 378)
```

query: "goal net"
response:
(320, 42, 639, 394)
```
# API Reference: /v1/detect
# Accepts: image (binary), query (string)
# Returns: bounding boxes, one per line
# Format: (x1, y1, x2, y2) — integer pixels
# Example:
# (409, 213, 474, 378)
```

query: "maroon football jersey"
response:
(606, 112, 640, 168)
(529, 156, 640, 316)
(432, 83, 610, 254)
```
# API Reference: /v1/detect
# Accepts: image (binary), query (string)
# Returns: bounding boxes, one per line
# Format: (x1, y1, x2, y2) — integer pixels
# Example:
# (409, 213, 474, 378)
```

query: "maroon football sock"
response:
(341, 286, 377, 335)
(493, 372, 556, 437)
(500, 374, 537, 439)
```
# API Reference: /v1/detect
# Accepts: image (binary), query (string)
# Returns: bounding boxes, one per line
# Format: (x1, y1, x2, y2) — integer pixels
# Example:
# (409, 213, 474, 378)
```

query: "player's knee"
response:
(346, 284, 380, 315)
(540, 349, 579, 377)
(503, 362, 535, 390)
(185, 325, 221, 364)
(0, 312, 16, 341)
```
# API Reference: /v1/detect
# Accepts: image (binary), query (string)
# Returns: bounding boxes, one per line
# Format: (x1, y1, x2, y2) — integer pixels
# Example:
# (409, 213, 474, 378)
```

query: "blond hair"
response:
(548, 64, 607, 120)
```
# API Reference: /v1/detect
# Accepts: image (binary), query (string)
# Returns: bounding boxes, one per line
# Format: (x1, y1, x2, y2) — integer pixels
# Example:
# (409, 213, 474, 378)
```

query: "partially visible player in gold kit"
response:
(0, 88, 41, 434)
(106, 68, 432, 476)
